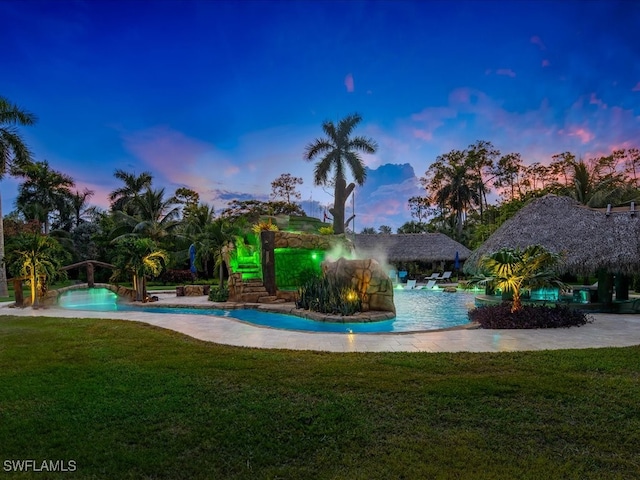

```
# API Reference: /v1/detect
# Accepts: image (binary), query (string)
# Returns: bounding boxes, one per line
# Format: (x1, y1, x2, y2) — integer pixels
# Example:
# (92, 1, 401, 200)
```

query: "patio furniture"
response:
(405, 279, 417, 289)
(424, 280, 436, 289)
(436, 271, 452, 282)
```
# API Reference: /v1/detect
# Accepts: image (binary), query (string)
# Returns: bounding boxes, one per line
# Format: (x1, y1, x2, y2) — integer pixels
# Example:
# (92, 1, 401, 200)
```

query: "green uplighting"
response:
(275, 248, 325, 290)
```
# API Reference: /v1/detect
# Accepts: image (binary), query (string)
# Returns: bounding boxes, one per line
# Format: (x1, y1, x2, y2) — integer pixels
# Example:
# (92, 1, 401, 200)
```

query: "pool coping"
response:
(2, 294, 640, 352)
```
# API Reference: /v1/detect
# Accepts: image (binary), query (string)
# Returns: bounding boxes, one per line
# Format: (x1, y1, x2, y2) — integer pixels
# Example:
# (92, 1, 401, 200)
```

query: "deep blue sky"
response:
(2, 0, 639, 230)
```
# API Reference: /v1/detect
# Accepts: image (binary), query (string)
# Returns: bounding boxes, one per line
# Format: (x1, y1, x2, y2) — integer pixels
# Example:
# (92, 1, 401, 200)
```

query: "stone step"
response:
(257, 295, 282, 304)
(239, 292, 264, 303)
(242, 285, 269, 294)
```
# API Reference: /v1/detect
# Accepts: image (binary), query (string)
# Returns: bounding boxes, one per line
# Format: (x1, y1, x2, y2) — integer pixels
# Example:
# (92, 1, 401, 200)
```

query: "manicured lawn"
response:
(1, 316, 639, 479)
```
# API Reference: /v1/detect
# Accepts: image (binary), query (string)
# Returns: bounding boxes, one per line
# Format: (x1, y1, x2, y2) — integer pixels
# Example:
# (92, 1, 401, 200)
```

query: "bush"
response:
(208, 286, 229, 302)
(296, 274, 361, 316)
(469, 303, 592, 329)
(160, 269, 194, 285)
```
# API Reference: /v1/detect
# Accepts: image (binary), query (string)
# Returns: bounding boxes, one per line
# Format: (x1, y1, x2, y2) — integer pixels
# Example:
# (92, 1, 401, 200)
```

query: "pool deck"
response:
(2, 292, 640, 352)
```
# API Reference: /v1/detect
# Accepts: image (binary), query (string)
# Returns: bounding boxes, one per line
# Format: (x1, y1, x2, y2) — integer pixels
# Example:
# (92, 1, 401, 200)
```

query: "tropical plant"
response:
(108, 169, 153, 214)
(304, 113, 377, 234)
(6, 233, 68, 307)
(252, 220, 278, 234)
(422, 149, 481, 238)
(110, 237, 168, 301)
(0, 96, 37, 296)
(194, 218, 239, 285)
(296, 273, 361, 316)
(110, 188, 183, 245)
(14, 159, 75, 234)
(475, 245, 564, 312)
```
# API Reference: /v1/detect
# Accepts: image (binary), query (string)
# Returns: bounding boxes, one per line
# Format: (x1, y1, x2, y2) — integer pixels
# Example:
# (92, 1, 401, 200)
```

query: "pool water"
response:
(59, 288, 475, 333)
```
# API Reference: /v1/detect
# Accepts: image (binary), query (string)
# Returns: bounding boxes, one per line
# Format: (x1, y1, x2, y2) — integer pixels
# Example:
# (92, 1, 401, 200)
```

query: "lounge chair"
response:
(424, 273, 440, 281)
(405, 279, 417, 289)
(436, 271, 452, 282)
(425, 280, 436, 289)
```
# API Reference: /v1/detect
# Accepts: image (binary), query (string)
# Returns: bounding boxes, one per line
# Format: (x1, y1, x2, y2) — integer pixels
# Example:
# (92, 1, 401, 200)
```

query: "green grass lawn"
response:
(1, 316, 639, 479)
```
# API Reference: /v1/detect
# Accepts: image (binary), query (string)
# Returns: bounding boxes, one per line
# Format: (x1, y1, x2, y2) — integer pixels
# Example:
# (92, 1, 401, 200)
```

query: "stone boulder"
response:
(321, 258, 395, 314)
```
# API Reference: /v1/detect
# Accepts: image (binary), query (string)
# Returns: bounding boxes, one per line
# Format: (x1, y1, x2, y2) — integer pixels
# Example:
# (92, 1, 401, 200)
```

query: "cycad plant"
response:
(476, 245, 564, 312)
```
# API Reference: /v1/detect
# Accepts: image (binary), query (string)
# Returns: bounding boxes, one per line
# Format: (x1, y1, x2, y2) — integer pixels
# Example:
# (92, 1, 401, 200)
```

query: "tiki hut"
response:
(464, 195, 640, 302)
(354, 233, 471, 265)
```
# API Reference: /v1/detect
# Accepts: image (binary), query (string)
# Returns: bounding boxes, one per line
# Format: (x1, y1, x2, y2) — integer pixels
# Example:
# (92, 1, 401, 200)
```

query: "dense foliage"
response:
(469, 303, 592, 329)
(208, 285, 229, 302)
(296, 274, 361, 316)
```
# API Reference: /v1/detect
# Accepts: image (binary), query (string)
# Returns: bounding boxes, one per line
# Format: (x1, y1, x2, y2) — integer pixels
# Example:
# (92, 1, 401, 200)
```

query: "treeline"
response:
(363, 140, 640, 249)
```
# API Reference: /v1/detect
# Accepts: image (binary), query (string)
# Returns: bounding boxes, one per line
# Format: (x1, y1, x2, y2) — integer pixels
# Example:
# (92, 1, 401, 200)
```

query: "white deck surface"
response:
(2, 292, 640, 352)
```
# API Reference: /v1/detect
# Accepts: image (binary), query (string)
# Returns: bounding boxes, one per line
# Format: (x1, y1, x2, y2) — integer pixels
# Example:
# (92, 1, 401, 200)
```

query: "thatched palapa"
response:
(464, 195, 640, 276)
(354, 233, 471, 263)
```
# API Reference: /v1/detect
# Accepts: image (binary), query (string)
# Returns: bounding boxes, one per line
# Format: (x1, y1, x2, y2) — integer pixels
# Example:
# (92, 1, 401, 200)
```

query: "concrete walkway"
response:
(2, 292, 640, 352)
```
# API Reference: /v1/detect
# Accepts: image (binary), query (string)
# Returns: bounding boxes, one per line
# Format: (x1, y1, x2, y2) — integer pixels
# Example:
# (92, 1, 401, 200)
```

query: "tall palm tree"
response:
(68, 188, 95, 228)
(304, 113, 377, 234)
(0, 97, 37, 296)
(108, 169, 153, 214)
(14, 160, 75, 234)
(111, 188, 182, 244)
(424, 150, 480, 238)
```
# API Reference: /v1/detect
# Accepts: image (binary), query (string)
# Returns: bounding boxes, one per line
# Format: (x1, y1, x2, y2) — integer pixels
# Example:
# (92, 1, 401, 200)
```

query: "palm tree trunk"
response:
(0, 193, 8, 297)
(30, 269, 37, 307)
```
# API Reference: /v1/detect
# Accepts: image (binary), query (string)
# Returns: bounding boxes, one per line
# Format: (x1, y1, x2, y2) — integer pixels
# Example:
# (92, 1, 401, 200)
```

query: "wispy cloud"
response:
(496, 68, 516, 78)
(632, 81, 640, 92)
(344, 73, 354, 93)
(530, 35, 546, 50)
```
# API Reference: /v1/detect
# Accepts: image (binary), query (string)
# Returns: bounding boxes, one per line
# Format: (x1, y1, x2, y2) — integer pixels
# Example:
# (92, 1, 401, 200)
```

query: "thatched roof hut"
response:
(464, 195, 640, 276)
(354, 233, 471, 264)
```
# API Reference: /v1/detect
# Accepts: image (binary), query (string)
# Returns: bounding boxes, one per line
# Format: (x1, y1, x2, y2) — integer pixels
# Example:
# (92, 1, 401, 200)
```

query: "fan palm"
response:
(478, 245, 563, 312)
(0, 96, 37, 296)
(304, 113, 377, 234)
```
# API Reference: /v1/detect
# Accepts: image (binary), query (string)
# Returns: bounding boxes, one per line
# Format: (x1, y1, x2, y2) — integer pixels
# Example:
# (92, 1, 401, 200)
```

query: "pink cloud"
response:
(410, 106, 457, 141)
(561, 126, 595, 144)
(496, 68, 516, 78)
(632, 82, 640, 92)
(122, 126, 237, 199)
(589, 93, 607, 109)
(344, 73, 354, 93)
(530, 35, 546, 50)
(541, 59, 550, 67)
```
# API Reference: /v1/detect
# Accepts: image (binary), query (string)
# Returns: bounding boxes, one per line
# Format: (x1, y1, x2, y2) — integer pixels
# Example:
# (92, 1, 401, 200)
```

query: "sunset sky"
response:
(2, 0, 639, 230)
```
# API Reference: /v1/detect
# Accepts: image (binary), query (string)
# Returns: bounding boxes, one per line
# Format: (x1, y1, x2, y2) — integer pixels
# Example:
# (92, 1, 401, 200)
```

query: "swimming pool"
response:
(59, 288, 476, 333)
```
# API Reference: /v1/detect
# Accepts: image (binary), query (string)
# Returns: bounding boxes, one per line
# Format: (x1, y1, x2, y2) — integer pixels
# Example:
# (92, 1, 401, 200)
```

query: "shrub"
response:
(469, 303, 592, 329)
(208, 286, 229, 302)
(160, 269, 194, 285)
(296, 274, 361, 316)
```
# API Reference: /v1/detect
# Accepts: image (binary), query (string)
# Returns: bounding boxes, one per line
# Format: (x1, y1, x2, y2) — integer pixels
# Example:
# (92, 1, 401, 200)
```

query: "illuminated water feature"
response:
(58, 288, 119, 310)
(58, 287, 476, 333)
